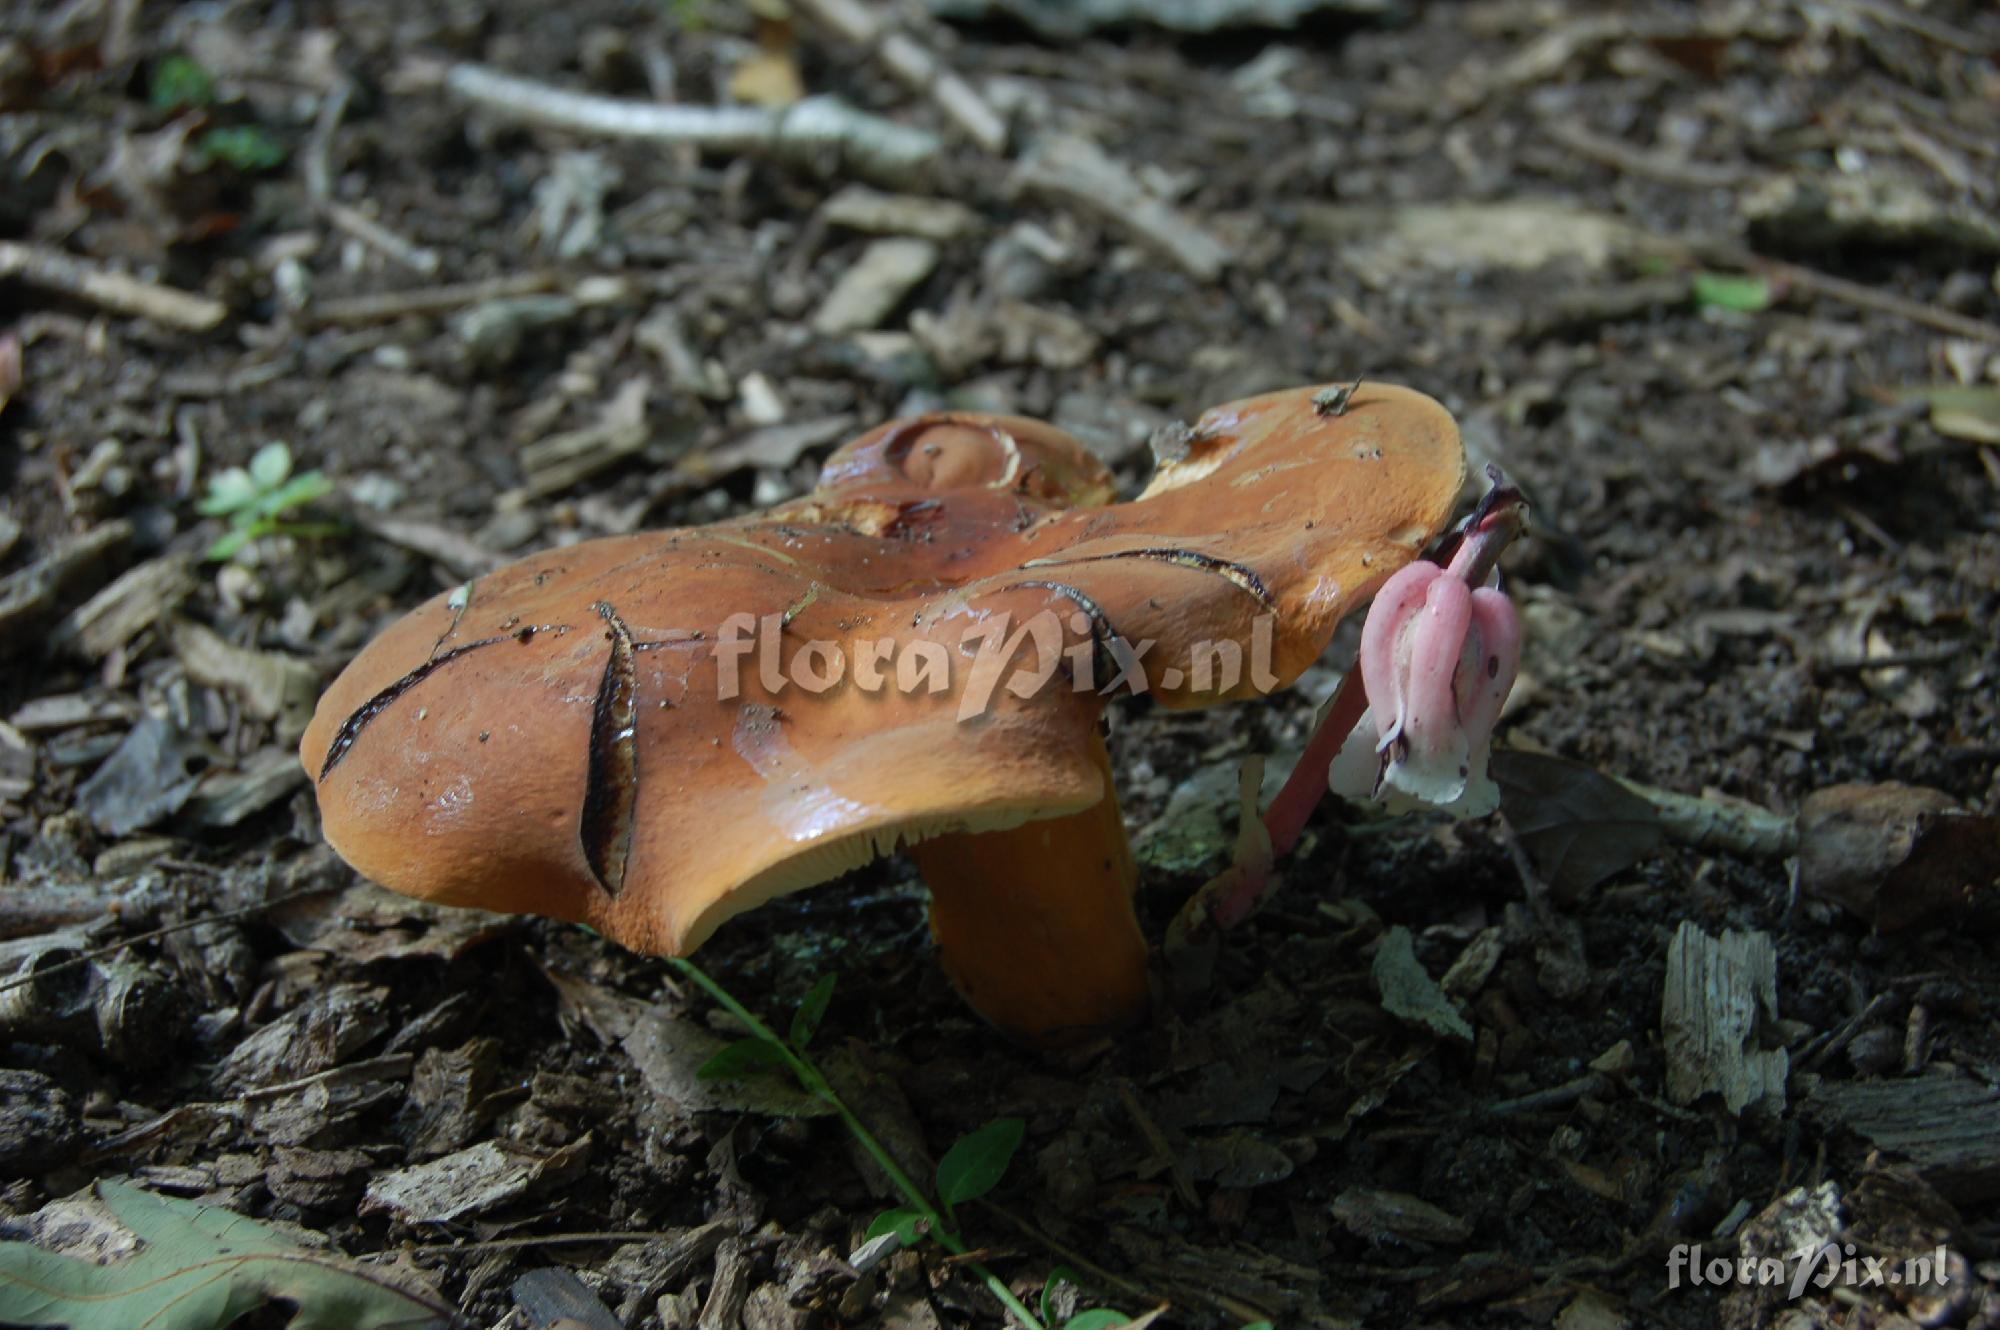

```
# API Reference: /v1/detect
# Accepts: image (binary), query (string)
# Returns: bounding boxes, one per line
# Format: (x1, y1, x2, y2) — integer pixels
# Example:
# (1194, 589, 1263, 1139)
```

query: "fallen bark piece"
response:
(1808, 1073, 2000, 1203)
(1797, 783, 2000, 932)
(1662, 923, 1787, 1114)
(364, 1136, 589, 1224)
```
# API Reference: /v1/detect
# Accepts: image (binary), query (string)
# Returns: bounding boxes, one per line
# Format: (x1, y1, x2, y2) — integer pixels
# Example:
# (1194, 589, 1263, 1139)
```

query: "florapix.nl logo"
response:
(1668, 1242, 1953, 1300)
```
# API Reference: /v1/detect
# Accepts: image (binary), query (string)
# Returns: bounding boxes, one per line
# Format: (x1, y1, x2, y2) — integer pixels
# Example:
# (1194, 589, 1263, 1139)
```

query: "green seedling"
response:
(680, 961, 1148, 1330)
(195, 125, 288, 172)
(1691, 271, 1772, 314)
(149, 54, 216, 111)
(199, 441, 338, 560)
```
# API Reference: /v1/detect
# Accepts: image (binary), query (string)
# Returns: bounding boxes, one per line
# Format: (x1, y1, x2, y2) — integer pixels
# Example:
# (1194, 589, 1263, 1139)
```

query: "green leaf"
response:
(696, 1037, 788, 1082)
(149, 55, 214, 111)
(1691, 271, 1771, 313)
(0, 1180, 454, 1329)
(863, 1208, 929, 1246)
(248, 441, 293, 490)
(196, 125, 288, 172)
(936, 1117, 1025, 1215)
(205, 527, 256, 561)
(1061, 1312, 1133, 1330)
(790, 974, 837, 1048)
(246, 471, 334, 523)
(1239, 1323, 1275, 1330)
(1041, 1266, 1084, 1326)
(198, 467, 259, 516)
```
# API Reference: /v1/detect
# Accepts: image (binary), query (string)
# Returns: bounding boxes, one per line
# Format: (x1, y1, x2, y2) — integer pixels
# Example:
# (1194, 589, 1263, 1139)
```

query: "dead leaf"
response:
(1798, 783, 2000, 931)
(0, 1180, 455, 1329)
(1491, 750, 1665, 901)
(1373, 926, 1472, 1043)
(1900, 385, 2000, 446)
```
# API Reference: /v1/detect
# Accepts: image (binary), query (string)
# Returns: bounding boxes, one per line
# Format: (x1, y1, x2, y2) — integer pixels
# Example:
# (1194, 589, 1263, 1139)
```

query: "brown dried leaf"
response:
(1491, 750, 1665, 900)
(1798, 783, 2000, 931)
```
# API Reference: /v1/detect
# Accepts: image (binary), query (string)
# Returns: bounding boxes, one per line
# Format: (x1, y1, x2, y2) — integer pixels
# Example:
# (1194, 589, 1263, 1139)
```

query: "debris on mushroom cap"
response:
(299, 385, 1466, 1029)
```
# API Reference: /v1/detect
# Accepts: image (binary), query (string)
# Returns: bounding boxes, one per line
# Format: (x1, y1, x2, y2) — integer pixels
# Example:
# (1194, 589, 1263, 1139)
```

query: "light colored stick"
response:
(792, 0, 1008, 153)
(1014, 133, 1230, 281)
(0, 241, 227, 331)
(439, 62, 940, 188)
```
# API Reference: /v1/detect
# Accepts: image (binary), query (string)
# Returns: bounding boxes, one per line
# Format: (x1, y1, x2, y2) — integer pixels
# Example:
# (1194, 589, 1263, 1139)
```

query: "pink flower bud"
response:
(1329, 556, 1521, 817)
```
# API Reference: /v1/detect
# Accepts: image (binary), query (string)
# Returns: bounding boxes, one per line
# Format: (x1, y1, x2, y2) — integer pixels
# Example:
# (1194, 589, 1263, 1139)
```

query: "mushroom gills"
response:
(908, 732, 1148, 1049)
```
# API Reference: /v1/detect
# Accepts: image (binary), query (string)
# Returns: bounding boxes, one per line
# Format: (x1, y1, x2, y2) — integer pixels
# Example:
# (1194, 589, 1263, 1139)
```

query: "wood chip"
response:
(513, 1267, 623, 1330)
(1331, 1187, 1474, 1245)
(698, 1237, 752, 1330)
(811, 237, 940, 335)
(820, 185, 981, 241)
(172, 619, 320, 738)
(0, 521, 133, 654)
(1662, 923, 1788, 1114)
(1807, 1073, 2000, 1202)
(189, 748, 309, 828)
(364, 1136, 590, 1225)
(52, 554, 197, 659)
(697, 416, 856, 476)
(7, 691, 141, 733)
(354, 512, 504, 578)
(515, 379, 651, 499)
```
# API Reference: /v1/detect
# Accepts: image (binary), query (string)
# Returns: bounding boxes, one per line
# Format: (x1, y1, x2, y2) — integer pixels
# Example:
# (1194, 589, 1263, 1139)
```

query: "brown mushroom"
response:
(300, 383, 1465, 1045)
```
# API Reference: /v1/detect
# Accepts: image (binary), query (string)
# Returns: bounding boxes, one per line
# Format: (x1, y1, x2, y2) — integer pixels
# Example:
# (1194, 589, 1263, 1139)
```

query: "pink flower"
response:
(1329, 546, 1522, 817)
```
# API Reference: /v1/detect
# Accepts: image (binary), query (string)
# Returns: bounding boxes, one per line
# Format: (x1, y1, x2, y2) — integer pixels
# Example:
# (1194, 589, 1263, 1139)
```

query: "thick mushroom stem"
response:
(909, 734, 1148, 1048)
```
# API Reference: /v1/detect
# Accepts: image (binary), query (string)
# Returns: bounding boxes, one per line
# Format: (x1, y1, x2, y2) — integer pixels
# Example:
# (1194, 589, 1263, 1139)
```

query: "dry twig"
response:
(0, 241, 227, 332)
(1543, 120, 1746, 191)
(1015, 134, 1230, 281)
(792, 0, 1008, 153)
(434, 61, 941, 188)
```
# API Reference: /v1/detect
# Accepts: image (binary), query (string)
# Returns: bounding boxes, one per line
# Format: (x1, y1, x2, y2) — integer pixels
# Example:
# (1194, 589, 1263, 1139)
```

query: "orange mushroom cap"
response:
(300, 384, 1464, 1041)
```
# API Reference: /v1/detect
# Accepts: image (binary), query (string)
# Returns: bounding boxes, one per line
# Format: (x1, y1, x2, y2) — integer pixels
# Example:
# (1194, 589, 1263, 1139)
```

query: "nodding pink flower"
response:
(1329, 545, 1522, 817)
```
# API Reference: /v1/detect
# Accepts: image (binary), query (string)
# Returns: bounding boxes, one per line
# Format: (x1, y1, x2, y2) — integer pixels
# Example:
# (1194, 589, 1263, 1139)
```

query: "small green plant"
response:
(678, 960, 1150, 1330)
(194, 125, 288, 172)
(199, 441, 338, 560)
(149, 54, 215, 111)
(1691, 271, 1773, 314)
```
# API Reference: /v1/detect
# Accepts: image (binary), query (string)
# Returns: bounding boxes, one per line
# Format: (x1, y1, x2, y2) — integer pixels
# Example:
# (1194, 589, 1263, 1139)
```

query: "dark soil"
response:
(3, 0, 1998, 1327)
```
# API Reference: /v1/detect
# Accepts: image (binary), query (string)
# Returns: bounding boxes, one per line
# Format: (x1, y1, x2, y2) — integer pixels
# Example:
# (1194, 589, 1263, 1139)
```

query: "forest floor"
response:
(2, 0, 1998, 1327)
